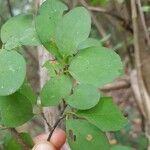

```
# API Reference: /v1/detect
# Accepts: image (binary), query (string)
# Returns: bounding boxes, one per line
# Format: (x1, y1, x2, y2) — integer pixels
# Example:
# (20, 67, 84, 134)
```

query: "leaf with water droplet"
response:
(66, 119, 110, 150)
(69, 46, 123, 88)
(0, 50, 26, 96)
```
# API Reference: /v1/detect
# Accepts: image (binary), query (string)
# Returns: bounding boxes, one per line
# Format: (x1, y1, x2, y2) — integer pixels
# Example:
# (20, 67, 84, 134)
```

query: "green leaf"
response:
(111, 145, 132, 150)
(4, 132, 33, 150)
(69, 46, 123, 88)
(66, 84, 100, 110)
(35, 0, 67, 58)
(142, 6, 150, 12)
(0, 50, 26, 96)
(43, 60, 63, 78)
(40, 75, 72, 106)
(77, 97, 128, 131)
(20, 132, 34, 148)
(4, 37, 21, 50)
(78, 38, 102, 50)
(1, 14, 40, 49)
(4, 133, 22, 150)
(136, 134, 148, 150)
(56, 7, 91, 57)
(66, 119, 110, 150)
(0, 92, 33, 127)
(18, 80, 38, 105)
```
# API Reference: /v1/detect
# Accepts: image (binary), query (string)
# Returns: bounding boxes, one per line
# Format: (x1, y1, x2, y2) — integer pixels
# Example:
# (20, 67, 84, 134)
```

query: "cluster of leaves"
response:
(0, 0, 128, 149)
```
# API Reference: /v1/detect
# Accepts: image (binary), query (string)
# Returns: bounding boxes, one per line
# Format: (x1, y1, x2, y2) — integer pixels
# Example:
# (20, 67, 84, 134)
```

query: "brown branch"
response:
(6, 0, 14, 17)
(47, 104, 67, 141)
(88, 6, 126, 22)
(78, 0, 111, 47)
(87, 6, 133, 33)
(41, 112, 52, 131)
(137, 0, 150, 47)
(130, 70, 146, 118)
(47, 116, 65, 141)
(10, 128, 31, 150)
(101, 78, 130, 91)
(131, 0, 150, 119)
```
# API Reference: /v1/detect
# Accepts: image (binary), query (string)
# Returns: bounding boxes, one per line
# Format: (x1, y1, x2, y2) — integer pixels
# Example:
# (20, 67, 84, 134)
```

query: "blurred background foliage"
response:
(0, 0, 150, 149)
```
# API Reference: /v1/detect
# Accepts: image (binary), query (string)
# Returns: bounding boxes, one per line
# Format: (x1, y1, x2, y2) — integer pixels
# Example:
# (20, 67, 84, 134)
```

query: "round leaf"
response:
(0, 92, 33, 127)
(78, 38, 102, 50)
(4, 132, 33, 150)
(69, 46, 123, 87)
(1, 14, 40, 49)
(66, 84, 100, 110)
(18, 80, 38, 105)
(40, 75, 72, 106)
(77, 97, 128, 131)
(35, 0, 67, 57)
(56, 7, 91, 57)
(0, 50, 26, 96)
(66, 119, 110, 150)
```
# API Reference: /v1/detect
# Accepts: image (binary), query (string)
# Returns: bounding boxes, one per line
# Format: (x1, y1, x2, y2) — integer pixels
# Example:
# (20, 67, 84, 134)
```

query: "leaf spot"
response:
(86, 134, 93, 141)
(69, 129, 76, 142)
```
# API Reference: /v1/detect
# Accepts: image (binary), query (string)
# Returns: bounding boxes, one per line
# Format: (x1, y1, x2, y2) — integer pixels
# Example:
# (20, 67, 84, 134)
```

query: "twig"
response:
(78, 0, 111, 47)
(10, 128, 31, 150)
(0, 127, 8, 131)
(137, 0, 150, 46)
(41, 112, 52, 131)
(47, 116, 65, 141)
(130, 70, 146, 118)
(131, 1, 150, 145)
(131, 0, 150, 120)
(6, 0, 14, 17)
(47, 104, 67, 141)
(88, 6, 133, 33)
(88, 6, 127, 23)
(100, 78, 130, 91)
